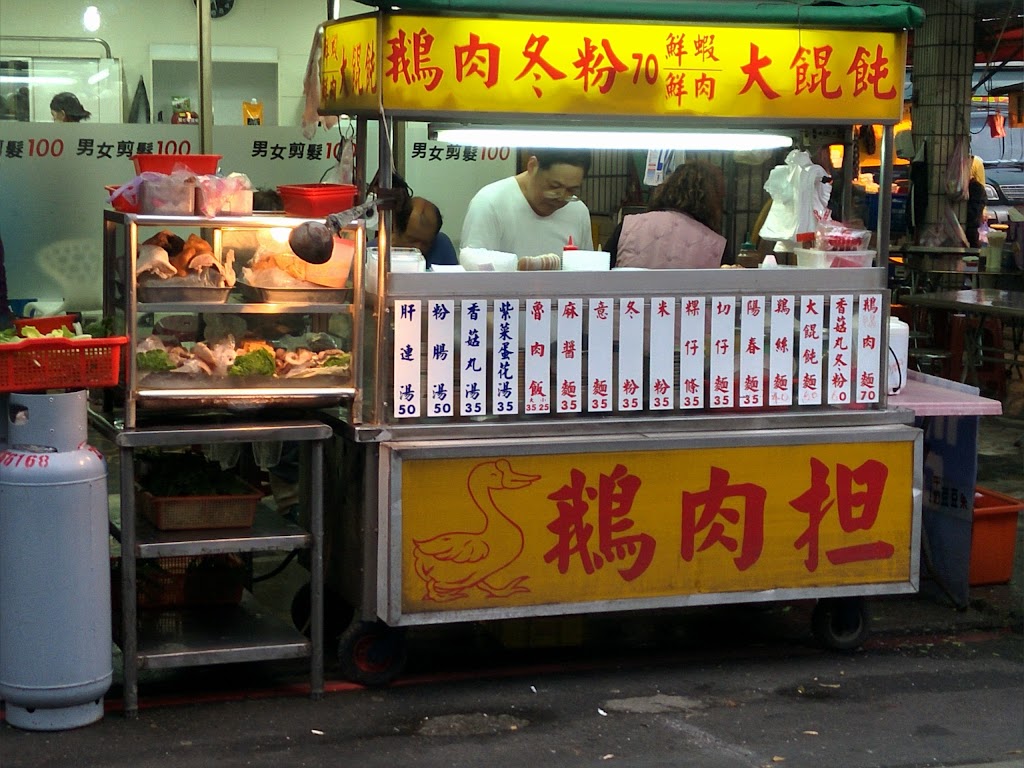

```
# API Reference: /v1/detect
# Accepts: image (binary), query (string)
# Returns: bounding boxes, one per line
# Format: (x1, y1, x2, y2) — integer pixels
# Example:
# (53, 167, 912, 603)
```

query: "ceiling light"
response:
(83, 6, 101, 32)
(430, 125, 793, 152)
(0, 75, 76, 85)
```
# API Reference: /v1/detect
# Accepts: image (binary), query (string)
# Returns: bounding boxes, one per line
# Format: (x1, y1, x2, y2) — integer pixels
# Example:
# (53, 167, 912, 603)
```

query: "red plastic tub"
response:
(105, 184, 139, 213)
(969, 486, 1024, 586)
(15, 315, 78, 335)
(131, 154, 222, 175)
(277, 183, 358, 218)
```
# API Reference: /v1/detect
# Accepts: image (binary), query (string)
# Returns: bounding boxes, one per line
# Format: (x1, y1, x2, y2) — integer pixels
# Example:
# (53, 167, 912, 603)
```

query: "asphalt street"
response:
(3, 595, 1022, 768)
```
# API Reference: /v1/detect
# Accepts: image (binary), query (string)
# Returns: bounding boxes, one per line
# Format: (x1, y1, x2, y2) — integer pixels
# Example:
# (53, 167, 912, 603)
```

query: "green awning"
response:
(353, 0, 925, 30)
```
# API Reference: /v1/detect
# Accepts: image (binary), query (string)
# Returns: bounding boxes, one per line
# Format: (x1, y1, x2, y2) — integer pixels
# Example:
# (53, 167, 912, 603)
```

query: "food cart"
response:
(316, 0, 926, 684)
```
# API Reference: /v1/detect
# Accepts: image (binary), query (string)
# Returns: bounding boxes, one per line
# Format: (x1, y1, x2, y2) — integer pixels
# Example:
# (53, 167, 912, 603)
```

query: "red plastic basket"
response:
(0, 336, 128, 392)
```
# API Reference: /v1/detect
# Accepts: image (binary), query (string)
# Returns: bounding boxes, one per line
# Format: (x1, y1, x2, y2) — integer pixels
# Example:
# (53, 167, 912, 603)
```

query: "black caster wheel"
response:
(290, 582, 353, 647)
(337, 620, 408, 686)
(812, 596, 870, 652)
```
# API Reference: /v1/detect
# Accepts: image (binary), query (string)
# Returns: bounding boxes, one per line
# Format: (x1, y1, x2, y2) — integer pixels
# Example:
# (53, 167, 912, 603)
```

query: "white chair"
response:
(25, 237, 103, 317)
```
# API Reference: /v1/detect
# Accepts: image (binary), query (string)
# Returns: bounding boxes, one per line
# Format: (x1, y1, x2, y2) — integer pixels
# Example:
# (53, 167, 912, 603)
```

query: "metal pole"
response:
(373, 114, 392, 426)
(197, 0, 214, 153)
(372, 9, 389, 426)
(877, 124, 895, 263)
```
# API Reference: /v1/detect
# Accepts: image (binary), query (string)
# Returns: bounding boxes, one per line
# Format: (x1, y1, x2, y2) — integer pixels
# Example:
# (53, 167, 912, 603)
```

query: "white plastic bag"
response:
(759, 150, 832, 243)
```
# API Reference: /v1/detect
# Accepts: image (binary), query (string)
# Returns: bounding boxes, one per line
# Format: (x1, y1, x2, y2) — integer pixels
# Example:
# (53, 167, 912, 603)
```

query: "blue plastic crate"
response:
(865, 193, 908, 234)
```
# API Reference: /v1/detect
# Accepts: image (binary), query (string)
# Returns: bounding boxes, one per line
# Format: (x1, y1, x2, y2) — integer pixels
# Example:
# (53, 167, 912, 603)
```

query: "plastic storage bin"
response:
(15, 315, 77, 334)
(366, 246, 425, 292)
(277, 183, 358, 217)
(139, 178, 196, 215)
(865, 193, 909, 234)
(969, 486, 1023, 586)
(131, 154, 221, 175)
(139, 478, 263, 531)
(795, 248, 875, 268)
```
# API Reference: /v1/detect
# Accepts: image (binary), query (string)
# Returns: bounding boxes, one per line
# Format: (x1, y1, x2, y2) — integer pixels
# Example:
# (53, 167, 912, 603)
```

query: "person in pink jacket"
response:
(607, 161, 727, 269)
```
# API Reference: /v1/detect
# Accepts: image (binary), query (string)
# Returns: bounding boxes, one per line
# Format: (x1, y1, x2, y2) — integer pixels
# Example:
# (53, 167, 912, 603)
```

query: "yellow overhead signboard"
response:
(322, 14, 906, 122)
(399, 440, 915, 614)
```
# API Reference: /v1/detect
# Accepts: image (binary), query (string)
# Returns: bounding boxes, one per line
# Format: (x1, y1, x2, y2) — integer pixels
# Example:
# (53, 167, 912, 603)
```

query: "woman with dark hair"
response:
(50, 92, 91, 122)
(606, 160, 727, 269)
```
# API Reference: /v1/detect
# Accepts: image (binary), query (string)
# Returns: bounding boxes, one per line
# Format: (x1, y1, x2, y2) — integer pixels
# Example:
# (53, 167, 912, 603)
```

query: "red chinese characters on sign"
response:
(789, 458, 895, 571)
(374, 22, 899, 113)
(515, 34, 567, 98)
(681, 467, 766, 571)
(545, 464, 656, 581)
(848, 45, 897, 99)
(386, 28, 443, 91)
(663, 32, 718, 105)
(739, 43, 781, 99)
(574, 37, 629, 94)
(536, 453, 898, 584)
(455, 33, 500, 88)
(790, 45, 842, 99)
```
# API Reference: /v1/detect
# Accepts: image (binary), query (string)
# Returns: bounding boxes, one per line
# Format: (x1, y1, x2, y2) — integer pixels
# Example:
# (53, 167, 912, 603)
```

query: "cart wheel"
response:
(337, 620, 407, 686)
(290, 582, 353, 646)
(812, 597, 870, 652)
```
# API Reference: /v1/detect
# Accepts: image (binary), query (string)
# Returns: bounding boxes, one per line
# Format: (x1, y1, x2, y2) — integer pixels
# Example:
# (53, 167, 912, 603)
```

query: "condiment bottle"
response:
(561, 236, 578, 269)
(737, 236, 761, 268)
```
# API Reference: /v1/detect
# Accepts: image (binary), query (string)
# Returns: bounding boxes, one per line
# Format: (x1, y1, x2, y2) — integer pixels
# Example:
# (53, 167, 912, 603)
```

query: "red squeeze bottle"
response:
(563, 236, 578, 251)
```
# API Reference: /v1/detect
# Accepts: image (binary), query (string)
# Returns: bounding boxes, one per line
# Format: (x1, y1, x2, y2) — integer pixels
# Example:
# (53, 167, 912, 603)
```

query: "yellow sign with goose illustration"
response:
(399, 440, 917, 614)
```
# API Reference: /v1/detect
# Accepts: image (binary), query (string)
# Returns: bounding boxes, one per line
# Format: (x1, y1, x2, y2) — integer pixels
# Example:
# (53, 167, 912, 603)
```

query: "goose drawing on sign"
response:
(413, 459, 540, 602)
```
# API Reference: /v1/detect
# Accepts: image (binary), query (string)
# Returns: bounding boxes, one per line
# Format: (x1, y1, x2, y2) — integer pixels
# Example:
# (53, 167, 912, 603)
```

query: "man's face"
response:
(394, 197, 438, 255)
(524, 159, 585, 217)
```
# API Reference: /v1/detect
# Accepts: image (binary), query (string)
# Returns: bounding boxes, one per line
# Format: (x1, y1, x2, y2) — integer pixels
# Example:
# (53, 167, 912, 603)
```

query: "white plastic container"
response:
(561, 250, 611, 271)
(795, 248, 875, 269)
(888, 316, 909, 395)
(459, 247, 517, 272)
(365, 247, 425, 293)
(139, 178, 195, 215)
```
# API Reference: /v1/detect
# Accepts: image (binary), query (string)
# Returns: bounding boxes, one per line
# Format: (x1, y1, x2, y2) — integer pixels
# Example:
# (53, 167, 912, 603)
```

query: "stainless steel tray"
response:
(237, 280, 350, 304)
(137, 370, 353, 389)
(137, 282, 232, 303)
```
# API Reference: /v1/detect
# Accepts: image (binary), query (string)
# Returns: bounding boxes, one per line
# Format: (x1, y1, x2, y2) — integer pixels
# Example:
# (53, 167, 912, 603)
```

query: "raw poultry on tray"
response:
(136, 333, 351, 379)
(137, 230, 236, 288)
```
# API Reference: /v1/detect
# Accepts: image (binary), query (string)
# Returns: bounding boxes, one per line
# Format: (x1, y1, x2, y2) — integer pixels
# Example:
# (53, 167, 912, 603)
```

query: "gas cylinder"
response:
(0, 390, 112, 730)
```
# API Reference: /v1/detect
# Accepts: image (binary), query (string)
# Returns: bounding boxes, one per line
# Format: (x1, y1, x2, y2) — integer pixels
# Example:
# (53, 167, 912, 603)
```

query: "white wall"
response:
(0, 0, 515, 308)
(0, 0, 370, 126)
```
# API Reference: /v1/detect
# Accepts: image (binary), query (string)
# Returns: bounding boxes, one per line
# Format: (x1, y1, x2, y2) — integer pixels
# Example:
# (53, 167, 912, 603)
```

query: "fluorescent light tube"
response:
(432, 126, 793, 152)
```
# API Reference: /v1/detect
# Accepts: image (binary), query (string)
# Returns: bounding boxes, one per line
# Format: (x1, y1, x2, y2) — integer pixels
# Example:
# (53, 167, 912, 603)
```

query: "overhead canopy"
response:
(354, 0, 926, 30)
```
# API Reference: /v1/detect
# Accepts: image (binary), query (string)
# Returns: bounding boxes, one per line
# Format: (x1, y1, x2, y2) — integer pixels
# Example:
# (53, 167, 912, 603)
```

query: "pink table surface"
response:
(889, 371, 1003, 417)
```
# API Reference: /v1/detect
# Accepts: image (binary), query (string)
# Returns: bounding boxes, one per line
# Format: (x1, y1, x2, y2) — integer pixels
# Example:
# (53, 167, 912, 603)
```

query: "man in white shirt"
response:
(460, 149, 594, 258)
